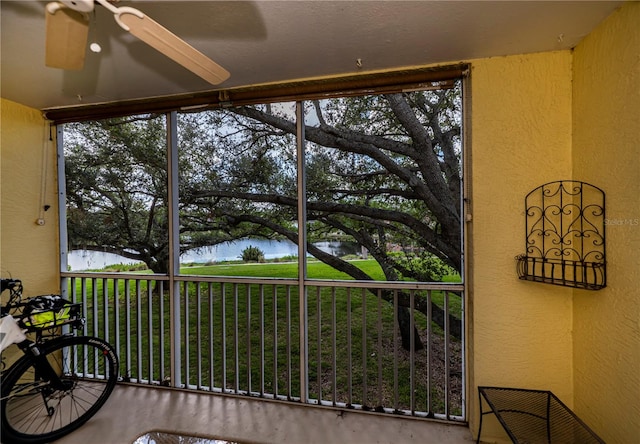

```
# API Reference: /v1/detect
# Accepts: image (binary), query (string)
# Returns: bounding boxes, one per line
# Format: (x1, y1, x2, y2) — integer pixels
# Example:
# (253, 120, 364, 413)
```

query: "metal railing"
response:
(62, 272, 464, 421)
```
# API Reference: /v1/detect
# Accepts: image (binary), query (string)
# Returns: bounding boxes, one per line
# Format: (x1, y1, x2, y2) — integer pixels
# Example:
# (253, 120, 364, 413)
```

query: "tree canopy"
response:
(64, 84, 464, 346)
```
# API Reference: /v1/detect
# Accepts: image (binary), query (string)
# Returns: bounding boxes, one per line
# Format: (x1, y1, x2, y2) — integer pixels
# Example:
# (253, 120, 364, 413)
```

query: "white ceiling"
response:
(1, 1, 623, 112)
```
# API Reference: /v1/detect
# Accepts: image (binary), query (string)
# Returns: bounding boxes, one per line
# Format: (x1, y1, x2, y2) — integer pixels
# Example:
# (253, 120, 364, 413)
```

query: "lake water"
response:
(181, 239, 300, 263)
(67, 239, 359, 271)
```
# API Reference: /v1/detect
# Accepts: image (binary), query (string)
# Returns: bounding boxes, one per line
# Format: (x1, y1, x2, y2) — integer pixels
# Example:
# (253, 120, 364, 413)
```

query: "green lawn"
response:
(181, 258, 387, 280)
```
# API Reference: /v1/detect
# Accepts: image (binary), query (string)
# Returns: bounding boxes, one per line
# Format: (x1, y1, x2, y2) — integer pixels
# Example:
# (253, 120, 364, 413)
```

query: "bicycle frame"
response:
(1, 278, 118, 444)
(1, 320, 75, 397)
(4, 317, 82, 405)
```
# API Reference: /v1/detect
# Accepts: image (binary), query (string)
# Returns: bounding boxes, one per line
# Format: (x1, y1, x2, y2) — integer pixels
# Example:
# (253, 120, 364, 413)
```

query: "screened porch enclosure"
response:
(59, 83, 466, 422)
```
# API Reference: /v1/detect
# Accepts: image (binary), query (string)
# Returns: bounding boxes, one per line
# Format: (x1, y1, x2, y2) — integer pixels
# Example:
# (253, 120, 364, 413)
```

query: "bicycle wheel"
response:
(1, 335, 119, 444)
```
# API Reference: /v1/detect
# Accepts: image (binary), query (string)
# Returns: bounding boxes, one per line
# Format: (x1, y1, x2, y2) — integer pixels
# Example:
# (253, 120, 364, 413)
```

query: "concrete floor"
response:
(55, 384, 475, 444)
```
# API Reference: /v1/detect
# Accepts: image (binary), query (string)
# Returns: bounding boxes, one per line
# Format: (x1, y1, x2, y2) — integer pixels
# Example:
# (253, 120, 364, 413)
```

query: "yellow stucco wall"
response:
(1, 4, 638, 440)
(572, 2, 640, 443)
(468, 51, 575, 442)
(1, 98, 60, 295)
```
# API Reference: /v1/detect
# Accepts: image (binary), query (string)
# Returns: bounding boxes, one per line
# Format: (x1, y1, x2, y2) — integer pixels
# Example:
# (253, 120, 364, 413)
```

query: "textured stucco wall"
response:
(1, 98, 60, 295)
(572, 2, 640, 443)
(2, 6, 637, 440)
(468, 51, 574, 442)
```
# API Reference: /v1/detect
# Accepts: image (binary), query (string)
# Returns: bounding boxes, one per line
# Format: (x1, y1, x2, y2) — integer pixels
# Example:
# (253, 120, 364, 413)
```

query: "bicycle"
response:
(0, 278, 119, 444)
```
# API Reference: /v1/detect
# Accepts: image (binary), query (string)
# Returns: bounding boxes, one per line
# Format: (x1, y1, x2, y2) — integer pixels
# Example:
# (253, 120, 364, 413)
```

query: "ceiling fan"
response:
(44, 0, 230, 85)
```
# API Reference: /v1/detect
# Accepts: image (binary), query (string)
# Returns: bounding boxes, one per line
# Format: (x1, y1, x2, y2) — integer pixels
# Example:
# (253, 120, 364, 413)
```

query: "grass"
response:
(71, 260, 463, 416)
(183, 258, 387, 280)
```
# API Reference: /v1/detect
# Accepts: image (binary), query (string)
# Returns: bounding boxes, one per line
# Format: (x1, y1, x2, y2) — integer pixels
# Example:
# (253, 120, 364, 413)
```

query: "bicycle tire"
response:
(1, 335, 119, 444)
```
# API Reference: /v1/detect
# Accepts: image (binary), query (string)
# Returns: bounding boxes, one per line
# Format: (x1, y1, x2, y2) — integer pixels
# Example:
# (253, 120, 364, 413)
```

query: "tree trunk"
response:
(397, 305, 424, 351)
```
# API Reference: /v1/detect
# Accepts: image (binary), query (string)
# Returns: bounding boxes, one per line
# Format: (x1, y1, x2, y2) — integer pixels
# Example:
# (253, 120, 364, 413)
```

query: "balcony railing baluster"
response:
(148, 281, 153, 385)
(393, 290, 399, 412)
(259, 284, 265, 397)
(346, 287, 352, 407)
(182, 281, 189, 387)
(426, 289, 433, 415)
(196, 282, 202, 390)
(315, 286, 322, 404)
(114, 278, 120, 373)
(159, 280, 165, 384)
(410, 289, 416, 416)
(272, 285, 278, 399)
(124, 279, 131, 381)
(444, 290, 450, 419)
(331, 287, 337, 406)
(233, 283, 239, 393)
(135, 280, 142, 383)
(208, 282, 214, 391)
(377, 289, 383, 409)
(361, 287, 368, 409)
(103, 278, 109, 344)
(62, 273, 464, 421)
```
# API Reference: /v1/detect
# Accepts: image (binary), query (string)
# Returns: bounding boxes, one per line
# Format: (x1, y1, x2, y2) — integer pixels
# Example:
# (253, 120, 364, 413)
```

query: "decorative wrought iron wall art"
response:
(516, 180, 606, 290)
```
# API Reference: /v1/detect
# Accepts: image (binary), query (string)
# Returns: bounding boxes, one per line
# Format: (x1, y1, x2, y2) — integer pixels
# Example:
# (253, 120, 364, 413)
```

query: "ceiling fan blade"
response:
(45, 2, 89, 70)
(116, 8, 230, 85)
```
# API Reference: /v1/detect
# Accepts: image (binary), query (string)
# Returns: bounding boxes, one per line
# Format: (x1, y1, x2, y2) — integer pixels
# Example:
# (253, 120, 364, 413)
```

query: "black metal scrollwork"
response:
(516, 181, 606, 290)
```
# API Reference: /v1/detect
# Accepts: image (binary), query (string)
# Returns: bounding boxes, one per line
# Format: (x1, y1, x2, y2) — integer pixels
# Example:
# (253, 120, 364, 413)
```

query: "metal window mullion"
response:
(460, 74, 470, 421)
(55, 124, 69, 288)
(296, 100, 309, 404)
(167, 111, 181, 388)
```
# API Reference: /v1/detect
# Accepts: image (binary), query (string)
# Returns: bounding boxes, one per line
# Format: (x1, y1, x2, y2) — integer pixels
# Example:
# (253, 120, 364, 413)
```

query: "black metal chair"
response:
(477, 386, 605, 444)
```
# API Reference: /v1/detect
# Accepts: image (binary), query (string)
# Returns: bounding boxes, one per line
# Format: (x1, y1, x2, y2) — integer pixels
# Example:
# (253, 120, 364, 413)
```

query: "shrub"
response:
(388, 251, 455, 282)
(240, 245, 265, 263)
(102, 262, 148, 272)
